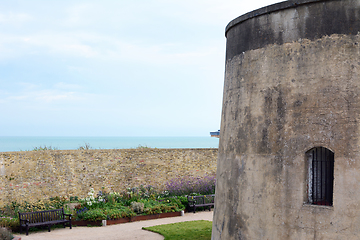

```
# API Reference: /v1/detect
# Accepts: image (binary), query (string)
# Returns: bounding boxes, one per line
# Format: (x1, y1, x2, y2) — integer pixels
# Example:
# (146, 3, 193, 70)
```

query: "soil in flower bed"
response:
(107, 218, 131, 225)
(72, 220, 103, 227)
(130, 211, 181, 222)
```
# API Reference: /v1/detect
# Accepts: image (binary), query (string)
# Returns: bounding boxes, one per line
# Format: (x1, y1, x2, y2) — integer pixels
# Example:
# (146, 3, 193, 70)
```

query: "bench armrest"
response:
(187, 196, 195, 205)
(19, 218, 29, 224)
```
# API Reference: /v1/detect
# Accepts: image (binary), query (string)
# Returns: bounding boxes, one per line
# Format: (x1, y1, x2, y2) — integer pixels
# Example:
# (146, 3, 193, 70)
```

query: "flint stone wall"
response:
(0, 148, 217, 207)
(213, 0, 360, 239)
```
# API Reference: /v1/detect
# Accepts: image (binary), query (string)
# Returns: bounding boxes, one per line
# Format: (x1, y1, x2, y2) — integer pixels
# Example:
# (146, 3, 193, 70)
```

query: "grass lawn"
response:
(143, 220, 212, 240)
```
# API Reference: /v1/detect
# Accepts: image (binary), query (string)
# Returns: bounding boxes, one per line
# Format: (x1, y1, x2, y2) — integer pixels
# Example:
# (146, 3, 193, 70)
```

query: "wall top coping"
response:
(225, 0, 334, 37)
(0, 148, 218, 154)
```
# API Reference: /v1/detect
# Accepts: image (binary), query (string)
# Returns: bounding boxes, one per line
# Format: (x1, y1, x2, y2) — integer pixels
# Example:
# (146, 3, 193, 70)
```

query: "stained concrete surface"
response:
(213, 0, 360, 239)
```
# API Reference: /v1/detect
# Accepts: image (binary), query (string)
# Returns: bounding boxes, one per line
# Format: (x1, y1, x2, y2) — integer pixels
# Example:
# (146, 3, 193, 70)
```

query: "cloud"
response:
(34, 90, 78, 102)
(54, 82, 83, 90)
(0, 1, 234, 65)
(0, 12, 33, 24)
(0, 0, 281, 61)
(0, 30, 223, 68)
(63, 3, 95, 26)
(7, 95, 28, 101)
(2, 82, 87, 104)
(148, 0, 281, 27)
(1, 0, 284, 136)
(6, 90, 80, 103)
(59, 43, 97, 58)
(22, 33, 98, 58)
(0, 33, 97, 60)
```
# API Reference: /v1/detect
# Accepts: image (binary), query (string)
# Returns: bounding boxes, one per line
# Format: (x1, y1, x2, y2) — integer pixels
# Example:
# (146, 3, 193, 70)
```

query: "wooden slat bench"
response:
(187, 194, 215, 213)
(18, 208, 72, 235)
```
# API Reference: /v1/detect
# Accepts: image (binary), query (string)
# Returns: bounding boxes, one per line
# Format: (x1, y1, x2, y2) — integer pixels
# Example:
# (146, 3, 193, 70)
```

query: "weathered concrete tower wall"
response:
(212, 0, 360, 239)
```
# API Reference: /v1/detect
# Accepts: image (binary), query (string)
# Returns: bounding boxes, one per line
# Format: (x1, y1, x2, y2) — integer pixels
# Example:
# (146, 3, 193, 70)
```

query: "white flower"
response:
(87, 201, 92, 206)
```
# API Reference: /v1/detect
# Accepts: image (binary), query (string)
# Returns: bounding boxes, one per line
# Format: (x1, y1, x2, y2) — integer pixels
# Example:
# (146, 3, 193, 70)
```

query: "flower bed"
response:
(107, 217, 131, 225)
(73, 211, 182, 226)
(72, 220, 103, 227)
(0, 174, 216, 233)
(130, 211, 181, 222)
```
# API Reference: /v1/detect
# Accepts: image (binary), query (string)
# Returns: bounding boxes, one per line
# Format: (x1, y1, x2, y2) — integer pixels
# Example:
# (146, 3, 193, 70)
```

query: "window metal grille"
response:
(307, 147, 334, 206)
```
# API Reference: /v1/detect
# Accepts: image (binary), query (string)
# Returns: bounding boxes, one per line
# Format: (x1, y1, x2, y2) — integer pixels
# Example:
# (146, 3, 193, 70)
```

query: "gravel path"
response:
(16, 210, 213, 240)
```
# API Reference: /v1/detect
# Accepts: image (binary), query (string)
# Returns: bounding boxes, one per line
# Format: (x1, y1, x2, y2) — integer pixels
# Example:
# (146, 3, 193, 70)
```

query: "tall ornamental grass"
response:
(165, 174, 216, 196)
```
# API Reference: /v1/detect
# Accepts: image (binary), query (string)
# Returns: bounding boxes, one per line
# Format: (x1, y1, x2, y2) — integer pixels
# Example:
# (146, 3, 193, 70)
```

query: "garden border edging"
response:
(72, 211, 182, 226)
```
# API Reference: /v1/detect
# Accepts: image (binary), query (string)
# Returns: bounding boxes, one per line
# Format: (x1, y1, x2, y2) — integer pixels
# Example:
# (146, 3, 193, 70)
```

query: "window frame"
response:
(306, 147, 334, 206)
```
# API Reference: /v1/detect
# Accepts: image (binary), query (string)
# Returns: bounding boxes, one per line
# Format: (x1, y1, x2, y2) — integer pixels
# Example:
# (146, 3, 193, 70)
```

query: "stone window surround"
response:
(306, 146, 335, 207)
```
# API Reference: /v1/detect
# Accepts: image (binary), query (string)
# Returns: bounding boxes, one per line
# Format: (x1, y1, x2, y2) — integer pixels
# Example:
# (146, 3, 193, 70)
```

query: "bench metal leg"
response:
(48, 225, 51, 232)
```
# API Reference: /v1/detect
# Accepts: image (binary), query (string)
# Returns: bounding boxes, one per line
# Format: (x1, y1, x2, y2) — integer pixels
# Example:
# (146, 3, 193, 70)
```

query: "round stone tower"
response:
(212, 0, 360, 239)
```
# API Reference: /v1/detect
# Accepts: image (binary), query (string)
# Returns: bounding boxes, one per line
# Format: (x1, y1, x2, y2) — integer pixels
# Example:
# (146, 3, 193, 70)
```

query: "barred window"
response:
(307, 147, 334, 206)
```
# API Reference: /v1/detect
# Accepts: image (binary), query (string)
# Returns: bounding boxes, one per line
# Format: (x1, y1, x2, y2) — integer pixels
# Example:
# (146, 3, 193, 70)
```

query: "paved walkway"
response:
(17, 210, 213, 240)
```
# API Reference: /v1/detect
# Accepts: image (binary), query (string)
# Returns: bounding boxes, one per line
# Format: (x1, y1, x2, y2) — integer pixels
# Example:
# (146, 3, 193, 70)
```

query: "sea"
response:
(0, 136, 219, 152)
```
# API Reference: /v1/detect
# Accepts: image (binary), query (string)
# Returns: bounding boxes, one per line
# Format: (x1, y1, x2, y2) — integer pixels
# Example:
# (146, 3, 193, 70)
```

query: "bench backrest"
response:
(19, 208, 65, 223)
(187, 194, 215, 204)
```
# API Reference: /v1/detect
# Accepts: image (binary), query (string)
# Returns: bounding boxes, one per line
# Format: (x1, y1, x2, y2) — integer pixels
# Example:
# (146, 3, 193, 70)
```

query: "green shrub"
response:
(131, 202, 144, 213)
(177, 196, 188, 209)
(143, 203, 178, 215)
(0, 227, 13, 240)
(119, 185, 158, 206)
(0, 217, 19, 231)
(77, 209, 107, 221)
(81, 188, 106, 210)
(104, 207, 135, 219)
(78, 143, 92, 150)
(69, 196, 79, 202)
(33, 145, 58, 151)
(3, 198, 67, 216)
(104, 208, 123, 219)
(144, 205, 162, 215)
(141, 199, 158, 208)
(1, 204, 17, 218)
(166, 197, 185, 210)
(106, 192, 120, 205)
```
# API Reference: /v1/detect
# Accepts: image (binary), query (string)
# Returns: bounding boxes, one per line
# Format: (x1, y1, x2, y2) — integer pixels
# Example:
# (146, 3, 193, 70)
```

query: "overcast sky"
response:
(0, 0, 281, 137)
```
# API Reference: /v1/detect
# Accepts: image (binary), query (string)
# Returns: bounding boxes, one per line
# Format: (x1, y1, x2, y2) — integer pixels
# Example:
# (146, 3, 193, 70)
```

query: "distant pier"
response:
(210, 130, 220, 138)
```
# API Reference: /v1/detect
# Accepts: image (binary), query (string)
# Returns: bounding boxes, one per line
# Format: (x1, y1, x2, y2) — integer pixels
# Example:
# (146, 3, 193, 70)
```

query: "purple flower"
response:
(164, 174, 216, 196)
